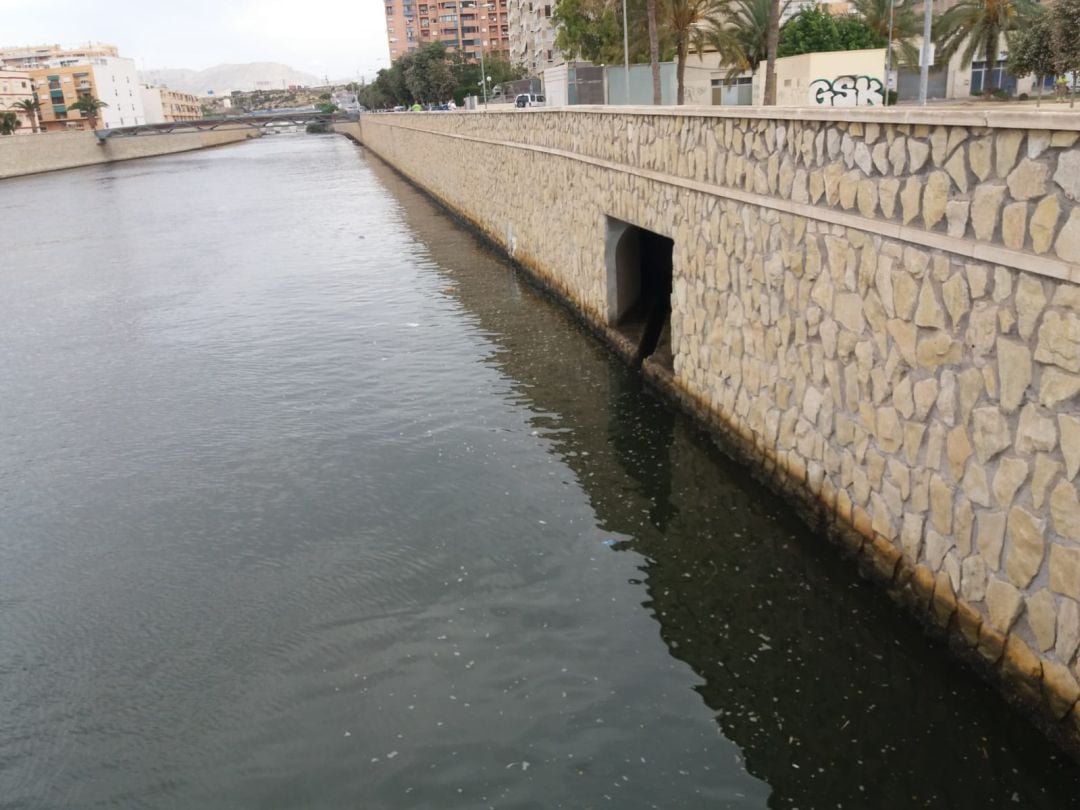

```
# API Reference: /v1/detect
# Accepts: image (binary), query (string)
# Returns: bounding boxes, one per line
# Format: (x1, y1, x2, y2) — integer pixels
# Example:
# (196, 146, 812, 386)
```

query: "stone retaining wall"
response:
(0, 128, 257, 180)
(359, 107, 1080, 750)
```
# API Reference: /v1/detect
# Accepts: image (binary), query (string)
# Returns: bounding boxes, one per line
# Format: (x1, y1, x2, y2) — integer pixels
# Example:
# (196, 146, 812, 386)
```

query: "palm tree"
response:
(70, 95, 109, 130)
(662, 0, 725, 103)
(648, 0, 662, 103)
(0, 111, 20, 136)
(704, 0, 789, 78)
(935, 0, 1035, 92)
(764, 0, 780, 103)
(852, 0, 920, 67)
(11, 98, 41, 133)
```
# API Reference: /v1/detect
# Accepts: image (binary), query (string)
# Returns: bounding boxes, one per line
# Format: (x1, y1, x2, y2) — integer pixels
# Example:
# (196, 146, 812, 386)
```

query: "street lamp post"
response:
(478, 2, 495, 110)
(884, 0, 896, 105)
(918, 0, 932, 105)
(622, 0, 630, 103)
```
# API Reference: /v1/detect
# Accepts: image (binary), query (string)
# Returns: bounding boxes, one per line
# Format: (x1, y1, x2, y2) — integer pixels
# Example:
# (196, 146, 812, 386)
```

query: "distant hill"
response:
(139, 63, 323, 96)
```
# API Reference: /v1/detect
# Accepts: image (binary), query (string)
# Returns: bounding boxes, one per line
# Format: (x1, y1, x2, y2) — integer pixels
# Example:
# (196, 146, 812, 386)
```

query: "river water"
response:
(0, 135, 1077, 808)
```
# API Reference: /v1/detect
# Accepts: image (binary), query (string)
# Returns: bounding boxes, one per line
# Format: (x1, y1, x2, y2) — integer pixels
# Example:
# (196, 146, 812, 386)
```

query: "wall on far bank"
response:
(0, 128, 257, 180)
(360, 106, 1080, 752)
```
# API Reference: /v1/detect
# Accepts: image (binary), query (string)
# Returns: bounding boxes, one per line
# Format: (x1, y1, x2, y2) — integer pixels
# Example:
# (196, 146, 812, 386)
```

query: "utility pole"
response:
(918, 0, 932, 105)
(622, 0, 630, 103)
(884, 0, 896, 105)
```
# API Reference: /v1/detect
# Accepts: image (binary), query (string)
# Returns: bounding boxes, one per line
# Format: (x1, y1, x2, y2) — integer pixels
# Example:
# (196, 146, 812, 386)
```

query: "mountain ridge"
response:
(139, 62, 323, 96)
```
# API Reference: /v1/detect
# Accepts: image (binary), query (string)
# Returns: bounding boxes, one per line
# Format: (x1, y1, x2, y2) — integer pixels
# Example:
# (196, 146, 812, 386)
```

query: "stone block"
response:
(1036, 310, 1080, 373)
(1061, 413, 1080, 479)
(977, 510, 1007, 569)
(1056, 597, 1080, 662)
(914, 278, 946, 328)
(1016, 404, 1057, 454)
(1051, 479, 1080, 541)
(971, 406, 1011, 463)
(1001, 202, 1027, 250)
(900, 176, 922, 224)
(1000, 635, 1044, 706)
(1030, 195, 1061, 255)
(1054, 149, 1080, 200)
(986, 576, 1024, 632)
(1005, 504, 1046, 588)
(969, 137, 993, 181)
(971, 183, 1007, 241)
(1040, 368, 1080, 407)
(922, 170, 950, 229)
(942, 274, 970, 328)
(1026, 588, 1058, 652)
(1051, 543, 1080, 600)
(1055, 209, 1080, 264)
(1042, 660, 1080, 719)
(961, 554, 989, 602)
(1007, 158, 1050, 200)
(963, 463, 992, 507)
(993, 457, 1029, 510)
(996, 337, 1032, 413)
(995, 130, 1023, 178)
(917, 331, 961, 369)
(908, 138, 930, 172)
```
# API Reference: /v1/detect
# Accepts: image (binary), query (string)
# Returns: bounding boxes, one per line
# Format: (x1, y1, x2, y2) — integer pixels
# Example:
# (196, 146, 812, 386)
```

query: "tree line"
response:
(358, 42, 525, 109)
(553, 0, 1080, 104)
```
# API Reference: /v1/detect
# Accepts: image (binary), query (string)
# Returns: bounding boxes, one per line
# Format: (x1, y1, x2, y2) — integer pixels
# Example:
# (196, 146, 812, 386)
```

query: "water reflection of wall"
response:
(364, 154, 1080, 808)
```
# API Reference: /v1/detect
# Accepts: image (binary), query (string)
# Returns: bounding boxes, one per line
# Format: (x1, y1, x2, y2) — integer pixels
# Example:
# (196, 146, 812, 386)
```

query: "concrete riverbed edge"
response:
(0, 129, 259, 180)
(343, 113, 1080, 759)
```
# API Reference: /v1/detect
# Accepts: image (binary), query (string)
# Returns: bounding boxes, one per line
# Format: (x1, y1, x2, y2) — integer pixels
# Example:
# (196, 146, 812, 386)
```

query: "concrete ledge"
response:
(384, 105, 1080, 131)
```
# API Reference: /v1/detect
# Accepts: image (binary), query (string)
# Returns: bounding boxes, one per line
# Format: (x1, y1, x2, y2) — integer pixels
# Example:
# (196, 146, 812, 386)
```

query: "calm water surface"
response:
(1, 135, 1077, 808)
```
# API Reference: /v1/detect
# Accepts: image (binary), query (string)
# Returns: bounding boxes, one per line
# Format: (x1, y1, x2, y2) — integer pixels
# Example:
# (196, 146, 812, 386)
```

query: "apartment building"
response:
(508, 0, 560, 76)
(386, 0, 511, 62)
(0, 69, 34, 132)
(30, 56, 146, 132)
(0, 42, 119, 71)
(141, 85, 202, 124)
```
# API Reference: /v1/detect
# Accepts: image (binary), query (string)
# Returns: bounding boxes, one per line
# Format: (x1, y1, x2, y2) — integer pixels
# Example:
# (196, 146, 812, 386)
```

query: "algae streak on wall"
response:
(359, 106, 1080, 750)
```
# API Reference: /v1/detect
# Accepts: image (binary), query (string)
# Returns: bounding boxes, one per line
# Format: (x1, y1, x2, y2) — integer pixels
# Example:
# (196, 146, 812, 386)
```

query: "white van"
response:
(514, 93, 546, 108)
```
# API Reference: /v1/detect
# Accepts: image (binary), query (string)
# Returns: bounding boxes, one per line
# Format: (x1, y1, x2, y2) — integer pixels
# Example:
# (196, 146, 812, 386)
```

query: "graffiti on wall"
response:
(809, 75, 885, 107)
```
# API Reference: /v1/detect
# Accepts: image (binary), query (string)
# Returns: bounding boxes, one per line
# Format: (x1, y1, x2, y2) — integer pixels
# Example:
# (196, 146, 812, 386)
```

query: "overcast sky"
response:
(2, 0, 390, 80)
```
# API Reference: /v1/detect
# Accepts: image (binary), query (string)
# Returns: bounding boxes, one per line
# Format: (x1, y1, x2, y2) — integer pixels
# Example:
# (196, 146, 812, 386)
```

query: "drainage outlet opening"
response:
(605, 217, 674, 368)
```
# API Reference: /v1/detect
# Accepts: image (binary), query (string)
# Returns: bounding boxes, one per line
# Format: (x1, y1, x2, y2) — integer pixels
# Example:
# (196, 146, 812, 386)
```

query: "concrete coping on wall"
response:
(418, 104, 1080, 132)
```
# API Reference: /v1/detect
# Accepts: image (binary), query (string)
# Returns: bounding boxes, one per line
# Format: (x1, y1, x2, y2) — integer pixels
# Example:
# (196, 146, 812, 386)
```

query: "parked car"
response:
(515, 93, 546, 108)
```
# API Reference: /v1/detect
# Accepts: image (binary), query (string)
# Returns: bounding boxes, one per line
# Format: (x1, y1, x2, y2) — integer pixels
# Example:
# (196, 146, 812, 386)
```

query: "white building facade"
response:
(83, 56, 146, 129)
(509, 0, 560, 77)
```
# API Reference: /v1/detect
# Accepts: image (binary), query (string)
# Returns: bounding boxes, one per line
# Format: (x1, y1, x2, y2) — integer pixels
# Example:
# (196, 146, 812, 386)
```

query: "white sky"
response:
(0, 0, 390, 81)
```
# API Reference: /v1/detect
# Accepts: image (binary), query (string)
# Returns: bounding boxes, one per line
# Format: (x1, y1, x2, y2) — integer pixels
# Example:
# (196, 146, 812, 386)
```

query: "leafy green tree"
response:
(0, 111, 20, 135)
(553, 0, 624, 63)
(70, 95, 109, 129)
(778, 5, 885, 57)
(852, 0, 920, 66)
(1006, 11, 1055, 105)
(1052, 0, 1080, 106)
(404, 43, 457, 103)
(317, 102, 340, 113)
(11, 98, 41, 133)
(553, 0, 668, 66)
(704, 0, 789, 78)
(935, 0, 1034, 91)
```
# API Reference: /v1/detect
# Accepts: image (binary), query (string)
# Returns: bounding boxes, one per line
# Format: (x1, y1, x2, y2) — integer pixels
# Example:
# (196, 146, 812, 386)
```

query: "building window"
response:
(544, 4, 551, 15)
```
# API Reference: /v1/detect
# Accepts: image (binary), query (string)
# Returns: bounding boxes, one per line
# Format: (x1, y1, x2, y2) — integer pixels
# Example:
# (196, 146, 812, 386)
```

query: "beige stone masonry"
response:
(358, 108, 1080, 755)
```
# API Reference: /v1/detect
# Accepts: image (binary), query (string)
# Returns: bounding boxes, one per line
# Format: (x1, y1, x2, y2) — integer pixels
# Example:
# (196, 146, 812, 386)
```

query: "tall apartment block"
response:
(385, 0, 511, 62)
(508, 0, 560, 76)
(0, 42, 120, 71)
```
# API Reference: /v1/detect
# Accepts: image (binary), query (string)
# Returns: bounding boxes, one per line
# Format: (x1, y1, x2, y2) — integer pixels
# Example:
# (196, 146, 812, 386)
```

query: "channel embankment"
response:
(357, 105, 1080, 754)
(0, 128, 257, 180)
